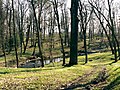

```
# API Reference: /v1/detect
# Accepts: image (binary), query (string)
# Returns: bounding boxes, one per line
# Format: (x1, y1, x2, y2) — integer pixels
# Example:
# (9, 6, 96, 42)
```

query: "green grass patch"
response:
(0, 62, 92, 90)
(0, 51, 120, 90)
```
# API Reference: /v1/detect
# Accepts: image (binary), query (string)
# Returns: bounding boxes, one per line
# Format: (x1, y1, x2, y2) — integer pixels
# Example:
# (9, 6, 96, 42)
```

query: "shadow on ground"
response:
(61, 67, 108, 90)
(103, 73, 120, 90)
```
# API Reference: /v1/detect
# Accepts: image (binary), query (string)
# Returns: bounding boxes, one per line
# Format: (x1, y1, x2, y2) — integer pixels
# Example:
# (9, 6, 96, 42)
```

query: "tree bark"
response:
(69, 0, 79, 65)
(53, 0, 66, 66)
(31, 0, 44, 67)
(23, 21, 31, 54)
(12, 0, 19, 68)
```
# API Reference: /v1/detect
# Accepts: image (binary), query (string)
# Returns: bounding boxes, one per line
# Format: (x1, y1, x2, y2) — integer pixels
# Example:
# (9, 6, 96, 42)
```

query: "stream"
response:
(18, 51, 96, 68)
(19, 57, 62, 68)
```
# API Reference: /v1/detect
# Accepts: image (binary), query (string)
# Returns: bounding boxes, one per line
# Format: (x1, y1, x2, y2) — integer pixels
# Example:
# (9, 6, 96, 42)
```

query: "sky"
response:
(66, 0, 120, 8)
(66, 0, 71, 8)
(66, 0, 120, 16)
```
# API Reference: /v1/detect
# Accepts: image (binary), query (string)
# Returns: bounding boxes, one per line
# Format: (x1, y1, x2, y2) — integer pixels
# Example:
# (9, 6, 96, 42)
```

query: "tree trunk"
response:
(2, 44, 7, 67)
(23, 22, 31, 54)
(31, 0, 44, 67)
(108, 0, 117, 62)
(12, 0, 19, 68)
(83, 30, 88, 63)
(53, 0, 66, 66)
(93, 9, 114, 55)
(8, 9, 12, 53)
(69, 0, 79, 65)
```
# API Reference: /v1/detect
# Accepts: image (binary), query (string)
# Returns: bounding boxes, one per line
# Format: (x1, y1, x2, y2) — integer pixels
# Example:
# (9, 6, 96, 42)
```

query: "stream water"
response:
(19, 57, 62, 68)
(18, 51, 97, 68)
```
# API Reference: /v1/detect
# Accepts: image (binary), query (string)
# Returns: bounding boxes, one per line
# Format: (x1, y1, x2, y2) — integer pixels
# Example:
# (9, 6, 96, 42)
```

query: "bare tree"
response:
(88, 0, 120, 61)
(79, 0, 93, 63)
(30, 0, 44, 67)
(12, 0, 19, 68)
(0, 0, 7, 67)
(53, 0, 66, 66)
(17, 0, 27, 56)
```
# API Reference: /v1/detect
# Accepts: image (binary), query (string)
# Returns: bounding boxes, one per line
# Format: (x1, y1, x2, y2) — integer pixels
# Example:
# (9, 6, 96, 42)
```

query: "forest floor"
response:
(59, 65, 107, 90)
(0, 52, 120, 90)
